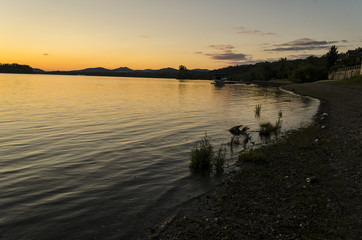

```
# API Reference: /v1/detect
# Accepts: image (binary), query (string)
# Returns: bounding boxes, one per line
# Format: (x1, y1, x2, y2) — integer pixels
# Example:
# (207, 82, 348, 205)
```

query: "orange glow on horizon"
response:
(1, 1, 361, 72)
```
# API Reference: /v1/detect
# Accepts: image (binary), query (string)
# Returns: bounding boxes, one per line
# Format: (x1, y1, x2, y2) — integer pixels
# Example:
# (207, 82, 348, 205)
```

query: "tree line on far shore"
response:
(0, 63, 33, 73)
(1, 46, 360, 82)
(210, 46, 361, 83)
(177, 46, 361, 82)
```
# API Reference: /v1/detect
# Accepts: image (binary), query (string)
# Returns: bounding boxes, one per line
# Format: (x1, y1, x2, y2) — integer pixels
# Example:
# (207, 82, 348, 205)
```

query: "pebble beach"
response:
(150, 80, 362, 240)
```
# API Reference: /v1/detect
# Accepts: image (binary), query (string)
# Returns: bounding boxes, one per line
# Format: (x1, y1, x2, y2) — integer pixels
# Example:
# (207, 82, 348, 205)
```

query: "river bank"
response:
(149, 81, 362, 239)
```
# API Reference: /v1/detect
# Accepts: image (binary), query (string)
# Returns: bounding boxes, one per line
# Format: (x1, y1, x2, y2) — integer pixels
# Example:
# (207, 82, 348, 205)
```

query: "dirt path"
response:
(149, 82, 362, 240)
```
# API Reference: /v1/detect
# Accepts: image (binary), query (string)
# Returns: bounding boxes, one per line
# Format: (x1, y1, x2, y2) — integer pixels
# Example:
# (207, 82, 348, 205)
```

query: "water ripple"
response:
(0, 74, 319, 239)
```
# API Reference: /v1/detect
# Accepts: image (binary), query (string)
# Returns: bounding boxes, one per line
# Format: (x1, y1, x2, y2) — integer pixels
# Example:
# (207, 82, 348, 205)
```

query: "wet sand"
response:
(149, 81, 362, 239)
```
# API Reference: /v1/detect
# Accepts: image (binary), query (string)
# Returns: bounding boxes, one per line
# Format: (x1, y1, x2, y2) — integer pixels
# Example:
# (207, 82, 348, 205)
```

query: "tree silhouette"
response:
(0, 63, 33, 73)
(179, 65, 187, 71)
(177, 65, 190, 79)
(326, 45, 338, 69)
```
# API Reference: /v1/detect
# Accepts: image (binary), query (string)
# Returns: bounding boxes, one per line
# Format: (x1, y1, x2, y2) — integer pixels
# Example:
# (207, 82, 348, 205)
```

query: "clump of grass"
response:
(190, 134, 227, 172)
(255, 104, 261, 119)
(213, 146, 226, 173)
(190, 133, 214, 170)
(278, 110, 283, 118)
(259, 119, 281, 136)
(238, 149, 266, 164)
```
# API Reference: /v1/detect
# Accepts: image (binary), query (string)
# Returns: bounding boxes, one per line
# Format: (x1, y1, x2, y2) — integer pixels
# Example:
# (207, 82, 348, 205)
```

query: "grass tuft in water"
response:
(190, 134, 227, 172)
(255, 104, 261, 119)
(278, 110, 283, 118)
(259, 119, 282, 136)
(190, 133, 214, 170)
(213, 146, 226, 173)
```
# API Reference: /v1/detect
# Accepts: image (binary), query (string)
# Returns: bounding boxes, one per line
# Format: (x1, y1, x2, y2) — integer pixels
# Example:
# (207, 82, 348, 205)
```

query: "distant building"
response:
(345, 48, 362, 58)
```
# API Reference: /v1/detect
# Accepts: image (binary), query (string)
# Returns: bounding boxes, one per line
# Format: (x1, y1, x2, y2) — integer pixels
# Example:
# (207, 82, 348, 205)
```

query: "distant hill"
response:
(135, 68, 178, 73)
(112, 67, 133, 72)
(192, 69, 210, 72)
(33, 68, 46, 73)
(71, 67, 179, 74)
(75, 67, 112, 73)
(158, 67, 178, 72)
(0, 63, 33, 73)
(39, 66, 212, 80)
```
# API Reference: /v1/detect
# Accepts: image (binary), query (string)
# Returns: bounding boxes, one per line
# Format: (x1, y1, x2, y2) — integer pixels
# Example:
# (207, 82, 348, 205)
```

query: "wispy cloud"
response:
(208, 44, 235, 50)
(286, 54, 322, 59)
(43, 53, 49, 56)
(206, 52, 248, 61)
(265, 38, 338, 51)
(235, 26, 276, 36)
(196, 44, 248, 63)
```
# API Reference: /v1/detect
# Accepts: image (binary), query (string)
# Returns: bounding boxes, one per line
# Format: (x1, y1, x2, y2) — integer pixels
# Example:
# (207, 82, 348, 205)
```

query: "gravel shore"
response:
(149, 81, 362, 240)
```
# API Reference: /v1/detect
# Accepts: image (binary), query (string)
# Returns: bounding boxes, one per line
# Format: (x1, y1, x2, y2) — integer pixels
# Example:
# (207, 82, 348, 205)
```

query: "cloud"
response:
(138, 35, 149, 39)
(43, 53, 49, 56)
(265, 38, 338, 51)
(208, 44, 235, 50)
(236, 26, 276, 36)
(196, 44, 248, 63)
(206, 52, 247, 61)
(287, 54, 322, 60)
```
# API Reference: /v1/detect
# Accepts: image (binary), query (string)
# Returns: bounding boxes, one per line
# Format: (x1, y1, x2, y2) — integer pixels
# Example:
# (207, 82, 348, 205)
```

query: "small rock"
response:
(306, 176, 317, 183)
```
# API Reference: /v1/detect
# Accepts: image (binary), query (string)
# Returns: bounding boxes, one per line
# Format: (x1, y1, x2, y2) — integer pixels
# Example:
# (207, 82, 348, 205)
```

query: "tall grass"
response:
(259, 119, 281, 136)
(190, 134, 226, 172)
(255, 104, 261, 119)
(213, 146, 226, 173)
(190, 133, 214, 170)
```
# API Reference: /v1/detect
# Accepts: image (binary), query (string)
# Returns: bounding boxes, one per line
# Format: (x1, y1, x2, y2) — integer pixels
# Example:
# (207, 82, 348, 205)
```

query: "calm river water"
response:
(0, 74, 319, 239)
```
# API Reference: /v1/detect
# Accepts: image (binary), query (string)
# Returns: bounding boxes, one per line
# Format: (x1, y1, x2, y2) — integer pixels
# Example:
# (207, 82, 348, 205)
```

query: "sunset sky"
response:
(1, 0, 361, 71)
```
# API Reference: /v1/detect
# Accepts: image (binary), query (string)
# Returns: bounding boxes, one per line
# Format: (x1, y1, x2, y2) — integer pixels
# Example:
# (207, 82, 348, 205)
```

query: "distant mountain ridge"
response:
(71, 67, 179, 73)
(112, 67, 133, 72)
(32, 66, 212, 80)
(76, 67, 112, 73)
(35, 67, 210, 73)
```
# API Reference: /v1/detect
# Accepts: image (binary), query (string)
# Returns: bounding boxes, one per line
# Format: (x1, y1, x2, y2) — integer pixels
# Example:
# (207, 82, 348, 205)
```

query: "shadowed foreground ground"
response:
(149, 81, 362, 239)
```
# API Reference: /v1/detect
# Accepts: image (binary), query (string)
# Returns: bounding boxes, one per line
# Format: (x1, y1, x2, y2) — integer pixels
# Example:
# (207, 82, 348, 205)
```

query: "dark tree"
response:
(326, 45, 338, 69)
(178, 65, 187, 71)
(0, 63, 33, 73)
(177, 65, 191, 79)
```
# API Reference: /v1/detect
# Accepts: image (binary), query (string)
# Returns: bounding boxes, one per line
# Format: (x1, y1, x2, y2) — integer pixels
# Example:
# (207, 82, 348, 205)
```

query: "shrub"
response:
(190, 134, 214, 170)
(290, 64, 328, 83)
(213, 146, 226, 173)
(238, 149, 266, 164)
